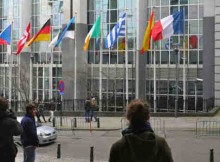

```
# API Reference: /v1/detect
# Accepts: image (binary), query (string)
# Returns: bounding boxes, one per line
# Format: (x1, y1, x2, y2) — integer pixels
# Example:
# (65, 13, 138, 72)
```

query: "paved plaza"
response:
(16, 116, 220, 162)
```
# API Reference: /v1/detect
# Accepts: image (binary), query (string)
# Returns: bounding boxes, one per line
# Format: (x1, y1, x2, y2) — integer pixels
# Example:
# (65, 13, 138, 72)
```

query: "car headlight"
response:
(39, 132, 46, 136)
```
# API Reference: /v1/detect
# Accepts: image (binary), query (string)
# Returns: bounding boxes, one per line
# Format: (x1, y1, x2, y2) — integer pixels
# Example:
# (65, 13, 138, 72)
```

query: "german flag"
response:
(26, 19, 51, 47)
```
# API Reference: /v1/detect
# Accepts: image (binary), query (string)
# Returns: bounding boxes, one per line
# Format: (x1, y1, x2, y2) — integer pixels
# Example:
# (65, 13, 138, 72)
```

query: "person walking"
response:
(84, 97, 91, 122)
(109, 99, 173, 162)
(48, 99, 55, 122)
(36, 100, 46, 123)
(90, 97, 98, 122)
(0, 97, 23, 162)
(21, 103, 39, 162)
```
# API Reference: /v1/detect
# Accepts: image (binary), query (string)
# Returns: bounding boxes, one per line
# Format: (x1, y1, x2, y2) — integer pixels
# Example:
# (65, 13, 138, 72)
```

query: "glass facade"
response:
(31, 0, 63, 102)
(87, 0, 136, 111)
(0, 0, 208, 112)
(86, 0, 204, 112)
(144, 0, 203, 112)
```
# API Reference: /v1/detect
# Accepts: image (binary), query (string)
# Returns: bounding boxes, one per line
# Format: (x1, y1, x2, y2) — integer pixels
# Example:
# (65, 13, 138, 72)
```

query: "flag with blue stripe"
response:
(105, 12, 126, 48)
(55, 17, 75, 47)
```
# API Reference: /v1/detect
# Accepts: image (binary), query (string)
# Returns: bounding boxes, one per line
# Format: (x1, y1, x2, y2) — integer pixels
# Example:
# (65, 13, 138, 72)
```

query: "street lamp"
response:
(195, 78, 203, 112)
(174, 46, 179, 118)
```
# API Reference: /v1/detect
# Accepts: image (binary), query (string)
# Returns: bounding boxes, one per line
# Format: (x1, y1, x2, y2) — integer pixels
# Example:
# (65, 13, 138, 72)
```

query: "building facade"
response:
(0, 0, 217, 113)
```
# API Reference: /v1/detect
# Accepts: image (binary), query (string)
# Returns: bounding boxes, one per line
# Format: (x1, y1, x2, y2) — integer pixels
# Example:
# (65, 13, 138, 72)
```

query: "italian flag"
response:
(83, 16, 100, 51)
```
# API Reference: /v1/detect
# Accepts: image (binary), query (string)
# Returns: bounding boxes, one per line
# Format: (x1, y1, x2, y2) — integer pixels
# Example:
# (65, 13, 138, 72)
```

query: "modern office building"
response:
(0, 0, 218, 113)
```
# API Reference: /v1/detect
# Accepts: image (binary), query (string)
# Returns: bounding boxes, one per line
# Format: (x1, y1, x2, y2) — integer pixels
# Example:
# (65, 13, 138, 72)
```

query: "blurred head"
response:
(126, 99, 150, 125)
(0, 97, 9, 112)
(26, 103, 37, 117)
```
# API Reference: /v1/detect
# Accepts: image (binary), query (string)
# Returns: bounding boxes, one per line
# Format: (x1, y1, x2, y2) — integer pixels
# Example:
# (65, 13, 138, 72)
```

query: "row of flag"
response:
(0, 9, 196, 56)
(83, 9, 184, 53)
(0, 17, 75, 55)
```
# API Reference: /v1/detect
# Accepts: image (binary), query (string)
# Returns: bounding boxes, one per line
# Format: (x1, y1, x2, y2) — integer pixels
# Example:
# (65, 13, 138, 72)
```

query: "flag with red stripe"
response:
(26, 19, 51, 47)
(16, 22, 31, 55)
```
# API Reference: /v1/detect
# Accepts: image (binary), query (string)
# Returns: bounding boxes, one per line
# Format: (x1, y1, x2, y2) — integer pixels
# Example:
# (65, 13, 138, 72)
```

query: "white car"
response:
(15, 117, 57, 145)
(35, 122, 57, 145)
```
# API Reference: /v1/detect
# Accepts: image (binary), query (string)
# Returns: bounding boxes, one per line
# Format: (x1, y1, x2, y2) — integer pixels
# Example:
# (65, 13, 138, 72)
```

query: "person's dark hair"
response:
(126, 99, 150, 125)
(0, 97, 9, 112)
(26, 103, 36, 114)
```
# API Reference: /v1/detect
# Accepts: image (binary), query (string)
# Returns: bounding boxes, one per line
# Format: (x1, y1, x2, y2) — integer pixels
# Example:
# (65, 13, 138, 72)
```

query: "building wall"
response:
(62, 0, 87, 100)
(136, 0, 148, 100)
(214, 0, 220, 106)
(20, 0, 32, 53)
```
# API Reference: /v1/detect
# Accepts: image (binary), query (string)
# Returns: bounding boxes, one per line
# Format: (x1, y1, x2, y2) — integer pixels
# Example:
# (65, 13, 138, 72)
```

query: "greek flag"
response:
(105, 12, 126, 48)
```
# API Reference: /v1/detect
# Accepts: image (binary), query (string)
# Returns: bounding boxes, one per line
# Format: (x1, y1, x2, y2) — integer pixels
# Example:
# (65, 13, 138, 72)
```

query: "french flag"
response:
(151, 9, 184, 42)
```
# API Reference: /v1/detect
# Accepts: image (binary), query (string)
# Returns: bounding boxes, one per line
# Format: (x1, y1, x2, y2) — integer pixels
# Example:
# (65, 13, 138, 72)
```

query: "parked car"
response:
(15, 117, 57, 145)
(35, 122, 57, 145)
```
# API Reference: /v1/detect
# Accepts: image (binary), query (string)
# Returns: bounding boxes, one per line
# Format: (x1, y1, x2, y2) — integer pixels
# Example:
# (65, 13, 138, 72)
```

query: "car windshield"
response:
(36, 122, 42, 127)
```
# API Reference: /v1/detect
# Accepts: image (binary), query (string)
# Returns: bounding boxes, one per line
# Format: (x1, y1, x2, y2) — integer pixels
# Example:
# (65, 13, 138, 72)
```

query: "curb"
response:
(56, 127, 122, 131)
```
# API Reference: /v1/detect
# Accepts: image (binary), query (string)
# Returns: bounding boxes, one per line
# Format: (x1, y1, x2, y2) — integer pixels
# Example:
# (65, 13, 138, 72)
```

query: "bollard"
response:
(53, 118, 55, 127)
(90, 146, 94, 162)
(210, 149, 214, 162)
(97, 117, 100, 128)
(74, 117, 77, 128)
(57, 143, 61, 159)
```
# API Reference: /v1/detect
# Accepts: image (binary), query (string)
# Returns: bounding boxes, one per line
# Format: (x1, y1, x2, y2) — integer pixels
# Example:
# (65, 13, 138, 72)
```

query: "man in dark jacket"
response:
(109, 99, 173, 162)
(21, 103, 39, 162)
(0, 97, 23, 162)
(84, 97, 91, 122)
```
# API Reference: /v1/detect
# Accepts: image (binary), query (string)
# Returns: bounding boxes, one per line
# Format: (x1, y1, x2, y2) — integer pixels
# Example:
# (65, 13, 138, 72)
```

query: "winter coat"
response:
(20, 114, 39, 147)
(0, 110, 23, 162)
(85, 100, 91, 112)
(109, 123, 173, 162)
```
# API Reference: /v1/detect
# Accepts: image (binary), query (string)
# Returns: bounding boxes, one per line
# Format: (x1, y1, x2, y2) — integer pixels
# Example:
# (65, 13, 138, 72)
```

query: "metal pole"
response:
(183, 8, 186, 113)
(74, 12, 77, 111)
(174, 47, 179, 118)
(90, 146, 94, 162)
(125, 9, 129, 107)
(195, 81, 197, 112)
(70, 0, 73, 18)
(99, 12, 103, 112)
(57, 143, 61, 159)
(210, 149, 214, 162)
(153, 48, 156, 113)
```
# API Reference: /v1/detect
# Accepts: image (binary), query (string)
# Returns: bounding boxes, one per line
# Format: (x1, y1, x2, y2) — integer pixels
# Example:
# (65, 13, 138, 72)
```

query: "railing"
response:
(121, 118, 166, 137)
(196, 120, 220, 137)
(53, 117, 100, 133)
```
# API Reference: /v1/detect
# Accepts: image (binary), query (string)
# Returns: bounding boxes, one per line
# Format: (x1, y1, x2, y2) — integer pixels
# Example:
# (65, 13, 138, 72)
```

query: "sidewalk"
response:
(15, 116, 220, 162)
(51, 116, 220, 131)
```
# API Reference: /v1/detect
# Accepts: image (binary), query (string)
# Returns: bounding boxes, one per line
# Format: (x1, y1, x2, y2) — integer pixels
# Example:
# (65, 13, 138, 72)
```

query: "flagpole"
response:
(9, 21, 14, 109)
(153, 46, 157, 113)
(74, 11, 77, 106)
(125, 9, 129, 106)
(99, 11, 103, 111)
(182, 8, 186, 113)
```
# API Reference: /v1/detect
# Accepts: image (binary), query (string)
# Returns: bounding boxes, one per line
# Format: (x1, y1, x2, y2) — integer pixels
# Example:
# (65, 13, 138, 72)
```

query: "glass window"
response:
(161, 51, 169, 64)
(198, 35, 202, 49)
(44, 78, 49, 89)
(188, 5, 198, 19)
(162, 0, 169, 5)
(161, 7, 169, 17)
(199, 50, 202, 64)
(38, 78, 43, 89)
(44, 67, 49, 77)
(170, 0, 178, 5)
(38, 67, 43, 76)
(118, 0, 125, 9)
(189, 50, 198, 64)
(189, 0, 198, 4)
(198, 5, 203, 19)
(189, 20, 198, 34)
(180, 0, 188, 4)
